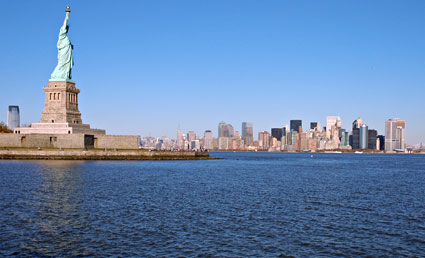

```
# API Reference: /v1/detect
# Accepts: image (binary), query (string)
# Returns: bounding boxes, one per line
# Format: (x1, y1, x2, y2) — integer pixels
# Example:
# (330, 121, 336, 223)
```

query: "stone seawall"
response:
(0, 149, 212, 160)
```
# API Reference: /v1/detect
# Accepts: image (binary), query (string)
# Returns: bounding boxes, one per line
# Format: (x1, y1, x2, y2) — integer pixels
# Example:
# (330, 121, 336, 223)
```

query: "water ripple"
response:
(0, 154, 424, 257)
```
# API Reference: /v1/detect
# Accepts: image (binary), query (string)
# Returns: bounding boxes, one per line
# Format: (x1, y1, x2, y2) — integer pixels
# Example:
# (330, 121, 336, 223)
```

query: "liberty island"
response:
(0, 6, 210, 160)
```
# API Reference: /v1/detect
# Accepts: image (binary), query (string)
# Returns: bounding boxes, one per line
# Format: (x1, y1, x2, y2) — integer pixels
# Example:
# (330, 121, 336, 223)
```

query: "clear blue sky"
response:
(1, 0, 424, 144)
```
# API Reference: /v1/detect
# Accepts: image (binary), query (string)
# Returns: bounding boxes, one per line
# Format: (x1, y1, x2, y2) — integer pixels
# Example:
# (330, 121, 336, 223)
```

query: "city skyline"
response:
(1, 1, 424, 143)
(141, 116, 413, 153)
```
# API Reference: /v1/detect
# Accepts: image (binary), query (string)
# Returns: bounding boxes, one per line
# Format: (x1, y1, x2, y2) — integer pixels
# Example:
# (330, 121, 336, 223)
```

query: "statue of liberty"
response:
(50, 6, 74, 82)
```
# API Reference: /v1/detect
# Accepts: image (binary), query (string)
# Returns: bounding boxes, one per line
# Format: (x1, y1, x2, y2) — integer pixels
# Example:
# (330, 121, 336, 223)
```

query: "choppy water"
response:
(0, 152, 424, 257)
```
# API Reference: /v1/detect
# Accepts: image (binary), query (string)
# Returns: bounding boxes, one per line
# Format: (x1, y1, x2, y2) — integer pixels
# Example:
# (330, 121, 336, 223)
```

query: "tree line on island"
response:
(0, 122, 12, 133)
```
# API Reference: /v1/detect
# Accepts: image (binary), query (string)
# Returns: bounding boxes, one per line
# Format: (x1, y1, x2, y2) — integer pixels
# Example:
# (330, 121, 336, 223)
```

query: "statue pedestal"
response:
(41, 81, 82, 124)
(14, 80, 106, 135)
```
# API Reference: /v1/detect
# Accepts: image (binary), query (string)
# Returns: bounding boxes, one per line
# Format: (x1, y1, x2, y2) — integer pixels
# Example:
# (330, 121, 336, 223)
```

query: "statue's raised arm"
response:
(59, 9, 70, 35)
(50, 6, 74, 82)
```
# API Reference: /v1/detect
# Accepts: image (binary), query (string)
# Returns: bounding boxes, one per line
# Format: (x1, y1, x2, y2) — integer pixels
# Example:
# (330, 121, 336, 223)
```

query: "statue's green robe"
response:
(50, 13, 74, 81)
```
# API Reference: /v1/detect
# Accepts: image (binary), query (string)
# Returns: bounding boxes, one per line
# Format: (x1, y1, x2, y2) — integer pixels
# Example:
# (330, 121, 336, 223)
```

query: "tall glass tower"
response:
(7, 105, 20, 130)
(359, 124, 368, 149)
(242, 122, 253, 146)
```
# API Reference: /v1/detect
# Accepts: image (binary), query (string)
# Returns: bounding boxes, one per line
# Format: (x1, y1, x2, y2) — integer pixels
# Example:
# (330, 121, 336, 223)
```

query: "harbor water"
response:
(0, 152, 424, 257)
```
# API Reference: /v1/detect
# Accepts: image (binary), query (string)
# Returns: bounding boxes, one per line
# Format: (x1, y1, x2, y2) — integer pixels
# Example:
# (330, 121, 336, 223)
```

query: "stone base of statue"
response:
(41, 81, 82, 124)
(15, 81, 106, 135)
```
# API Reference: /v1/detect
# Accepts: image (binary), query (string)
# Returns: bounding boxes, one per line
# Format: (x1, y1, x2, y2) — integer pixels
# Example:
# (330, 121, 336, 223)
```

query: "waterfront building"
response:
(385, 119, 406, 151)
(340, 130, 350, 147)
(351, 117, 362, 149)
(368, 129, 377, 150)
(212, 138, 218, 150)
(290, 120, 302, 133)
(300, 132, 309, 151)
(290, 131, 298, 150)
(203, 130, 213, 150)
(258, 131, 271, 150)
(352, 128, 360, 149)
(218, 137, 231, 150)
(242, 122, 253, 146)
(377, 135, 385, 151)
(271, 128, 283, 142)
(397, 126, 405, 150)
(286, 131, 292, 145)
(359, 124, 368, 149)
(231, 137, 243, 150)
(7, 105, 20, 130)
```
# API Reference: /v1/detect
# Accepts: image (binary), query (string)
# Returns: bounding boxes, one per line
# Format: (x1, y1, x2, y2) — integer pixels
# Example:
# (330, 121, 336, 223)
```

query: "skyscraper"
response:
(242, 122, 253, 146)
(368, 129, 377, 150)
(203, 130, 213, 150)
(377, 135, 385, 151)
(340, 129, 349, 147)
(385, 119, 406, 151)
(359, 124, 368, 149)
(290, 120, 302, 133)
(7, 105, 20, 130)
(225, 124, 234, 137)
(258, 131, 271, 150)
(310, 122, 318, 130)
(351, 117, 362, 149)
(176, 128, 182, 148)
(271, 128, 283, 141)
(218, 122, 226, 138)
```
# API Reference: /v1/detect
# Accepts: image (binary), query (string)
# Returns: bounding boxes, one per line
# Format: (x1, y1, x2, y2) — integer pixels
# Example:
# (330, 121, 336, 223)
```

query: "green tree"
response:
(0, 122, 12, 133)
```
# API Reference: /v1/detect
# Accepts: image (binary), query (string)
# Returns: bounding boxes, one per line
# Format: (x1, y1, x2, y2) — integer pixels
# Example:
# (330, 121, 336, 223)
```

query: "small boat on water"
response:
(354, 151, 363, 154)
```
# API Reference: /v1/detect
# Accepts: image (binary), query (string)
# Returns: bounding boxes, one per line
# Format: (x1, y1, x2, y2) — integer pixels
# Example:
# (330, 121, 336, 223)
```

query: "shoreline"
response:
(210, 150, 423, 155)
(0, 149, 214, 161)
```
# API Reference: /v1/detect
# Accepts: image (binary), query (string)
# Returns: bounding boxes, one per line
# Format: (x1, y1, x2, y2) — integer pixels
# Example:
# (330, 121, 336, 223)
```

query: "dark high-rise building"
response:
(368, 129, 377, 150)
(290, 120, 302, 132)
(310, 122, 318, 130)
(282, 127, 287, 137)
(271, 128, 283, 141)
(377, 135, 385, 151)
(351, 118, 362, 149)
(352, 128, 360, 149)
(242, 122, 253, 146)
